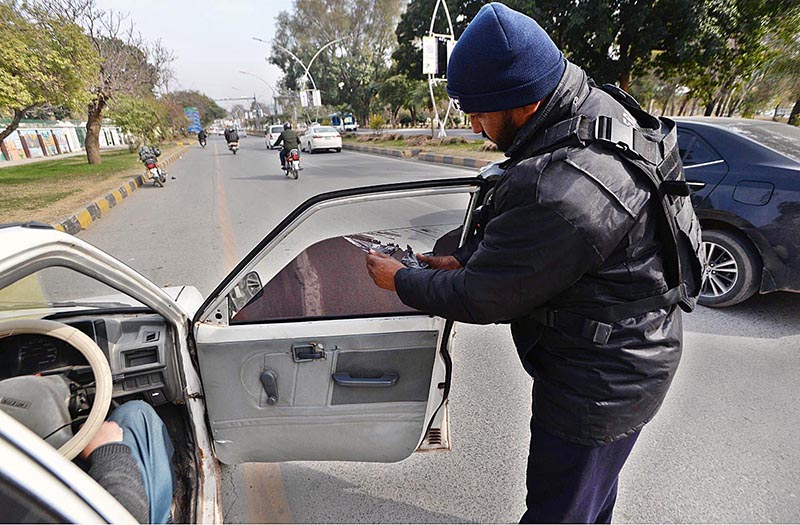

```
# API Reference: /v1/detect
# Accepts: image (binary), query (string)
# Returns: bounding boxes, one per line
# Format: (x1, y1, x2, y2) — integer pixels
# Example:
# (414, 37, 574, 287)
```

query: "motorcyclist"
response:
(137, 144, 160, 163)
(273, 122, 300, 170)
(197, 129, 207, 144)
(224, 127, 239, 144)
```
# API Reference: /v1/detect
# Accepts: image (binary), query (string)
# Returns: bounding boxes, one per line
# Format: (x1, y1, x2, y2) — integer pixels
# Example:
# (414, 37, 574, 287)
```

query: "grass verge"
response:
(0, 146, 181, 224)
(344, 134, 505, 162)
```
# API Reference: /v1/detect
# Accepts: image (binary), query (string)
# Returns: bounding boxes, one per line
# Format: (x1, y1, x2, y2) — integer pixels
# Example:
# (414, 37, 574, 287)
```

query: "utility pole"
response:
(253, 36, 350, 122)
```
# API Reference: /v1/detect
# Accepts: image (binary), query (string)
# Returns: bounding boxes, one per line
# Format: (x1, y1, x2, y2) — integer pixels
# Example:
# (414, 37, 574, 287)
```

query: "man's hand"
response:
(80, 421, 123, 460)
(366, 250, 405, 291)
(417, 253, 462, 270)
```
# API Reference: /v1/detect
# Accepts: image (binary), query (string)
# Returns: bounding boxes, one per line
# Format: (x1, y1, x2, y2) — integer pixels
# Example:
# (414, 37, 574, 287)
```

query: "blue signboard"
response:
(184, 107, 202, 133)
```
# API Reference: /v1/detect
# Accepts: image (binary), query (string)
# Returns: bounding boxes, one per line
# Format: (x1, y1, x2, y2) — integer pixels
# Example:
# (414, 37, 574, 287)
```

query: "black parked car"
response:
(675, 117, 800, 307)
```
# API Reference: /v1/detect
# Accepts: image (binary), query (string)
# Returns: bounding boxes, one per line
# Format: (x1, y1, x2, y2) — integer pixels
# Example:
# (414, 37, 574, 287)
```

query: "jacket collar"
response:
(505, 61, 590, 160)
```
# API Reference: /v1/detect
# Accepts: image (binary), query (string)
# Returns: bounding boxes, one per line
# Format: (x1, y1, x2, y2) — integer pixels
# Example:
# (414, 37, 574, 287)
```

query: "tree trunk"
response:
(773, 103, 781, 121)
(690, 98, 698, 116)
(678, 96, 690, 116)
(85, 98, 106, 165)
(661, 92, 674, 116)
(726, 97, 741, 117)
(788, 98, 800, 126)
(704, 98, 717, 116)
(0, 107, 33, 144)
(618, 70, 631, 92)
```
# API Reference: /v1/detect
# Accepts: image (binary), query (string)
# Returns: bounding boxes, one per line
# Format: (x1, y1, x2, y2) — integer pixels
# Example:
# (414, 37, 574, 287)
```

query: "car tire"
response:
(336, 148, 342, 153)
(699, 229, 761, 308)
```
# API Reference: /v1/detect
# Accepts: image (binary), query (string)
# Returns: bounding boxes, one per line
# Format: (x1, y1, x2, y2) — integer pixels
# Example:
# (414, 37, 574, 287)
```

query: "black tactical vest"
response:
(528, 83, 705, 326)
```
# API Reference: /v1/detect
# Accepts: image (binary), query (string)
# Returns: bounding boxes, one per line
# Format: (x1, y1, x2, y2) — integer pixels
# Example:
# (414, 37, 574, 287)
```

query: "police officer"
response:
(366, 3, 701, 523)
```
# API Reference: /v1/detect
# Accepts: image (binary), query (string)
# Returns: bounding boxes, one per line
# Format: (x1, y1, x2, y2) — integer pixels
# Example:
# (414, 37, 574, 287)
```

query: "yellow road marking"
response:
(243, 464, 292, 524)
(211, 139, 293, 523)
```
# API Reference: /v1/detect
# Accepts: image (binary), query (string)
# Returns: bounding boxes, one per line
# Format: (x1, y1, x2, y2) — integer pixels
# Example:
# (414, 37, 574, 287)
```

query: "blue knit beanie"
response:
(446, 3, 566, 114)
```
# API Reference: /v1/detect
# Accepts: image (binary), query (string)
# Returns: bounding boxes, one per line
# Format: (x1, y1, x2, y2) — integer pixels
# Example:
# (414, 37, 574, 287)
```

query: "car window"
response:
(677, 129, 695, 159)
(0, 266, 144, 315)
(227, 189, 474, 324)
(314, 127, 338, 134)
(270, 126, 283, 133)
(680, 131, 721, 166)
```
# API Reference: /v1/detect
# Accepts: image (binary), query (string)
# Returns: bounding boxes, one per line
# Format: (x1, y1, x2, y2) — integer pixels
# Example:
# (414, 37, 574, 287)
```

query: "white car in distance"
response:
(265, 125, 284, 149)
(301, 126, 342, 153)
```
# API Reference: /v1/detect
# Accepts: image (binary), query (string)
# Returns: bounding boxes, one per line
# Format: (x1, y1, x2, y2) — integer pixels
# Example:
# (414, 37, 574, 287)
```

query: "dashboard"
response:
(0, 312, 181, 406)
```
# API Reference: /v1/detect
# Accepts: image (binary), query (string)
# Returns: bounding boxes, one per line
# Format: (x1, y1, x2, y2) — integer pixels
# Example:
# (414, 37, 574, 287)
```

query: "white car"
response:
(0, 168, 501, 522)
(301, 126, 343, 153)
(265, 125, 284, 149)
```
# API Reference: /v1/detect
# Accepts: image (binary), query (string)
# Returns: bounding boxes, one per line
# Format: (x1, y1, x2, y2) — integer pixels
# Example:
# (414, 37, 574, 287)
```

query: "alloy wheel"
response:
(700, 241, 739, 298)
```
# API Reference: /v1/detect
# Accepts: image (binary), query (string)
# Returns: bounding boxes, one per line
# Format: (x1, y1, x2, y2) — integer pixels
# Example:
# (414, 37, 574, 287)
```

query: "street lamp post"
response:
(239, 70, 280, 125)
(253, 36, 350, 121)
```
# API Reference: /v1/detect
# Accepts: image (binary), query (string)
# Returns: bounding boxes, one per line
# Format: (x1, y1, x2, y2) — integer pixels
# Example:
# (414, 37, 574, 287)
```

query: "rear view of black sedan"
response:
(675, 118, 800, 307)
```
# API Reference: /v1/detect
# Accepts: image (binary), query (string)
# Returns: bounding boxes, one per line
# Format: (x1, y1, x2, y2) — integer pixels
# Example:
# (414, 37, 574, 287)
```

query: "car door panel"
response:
(196, 319, 442, 463)
(194, 180, 482, 464)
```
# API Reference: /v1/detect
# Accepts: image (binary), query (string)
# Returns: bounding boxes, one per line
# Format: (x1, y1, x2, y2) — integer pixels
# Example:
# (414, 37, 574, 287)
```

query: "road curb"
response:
(342, 142, 492, 169)
(52, 147, 188, 235)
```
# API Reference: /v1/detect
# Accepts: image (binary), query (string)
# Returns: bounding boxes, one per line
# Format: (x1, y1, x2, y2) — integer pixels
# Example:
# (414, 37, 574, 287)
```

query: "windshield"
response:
(313, 127, 338, 134)
(0, 267, 144, 313)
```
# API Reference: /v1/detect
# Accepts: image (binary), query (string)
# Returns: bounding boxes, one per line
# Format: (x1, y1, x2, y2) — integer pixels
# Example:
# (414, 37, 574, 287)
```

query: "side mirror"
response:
(228, 271, 263, 316)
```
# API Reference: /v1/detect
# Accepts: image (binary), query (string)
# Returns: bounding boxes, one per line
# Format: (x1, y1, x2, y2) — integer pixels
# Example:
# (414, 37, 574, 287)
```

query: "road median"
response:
(342, 142, 499, 169)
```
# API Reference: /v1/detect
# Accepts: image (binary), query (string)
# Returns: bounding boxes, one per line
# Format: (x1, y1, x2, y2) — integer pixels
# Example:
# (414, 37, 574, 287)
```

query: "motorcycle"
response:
(283, 148, 301, 179)
(144, 158, 166, 187)
(199, 138, 207, 148)
(139, 146, 166, 187)
(228, 141, 239, 155)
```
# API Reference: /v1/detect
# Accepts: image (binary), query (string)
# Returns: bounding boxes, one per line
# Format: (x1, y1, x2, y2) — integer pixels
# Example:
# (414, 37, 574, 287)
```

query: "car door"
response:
(677, 127, 729, 206)
(0, 410, 136, 524)
(193, 178, 484, 464)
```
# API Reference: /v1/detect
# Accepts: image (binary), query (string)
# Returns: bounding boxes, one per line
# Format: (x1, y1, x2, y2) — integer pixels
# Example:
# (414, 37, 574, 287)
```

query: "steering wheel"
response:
(0, 319, 113, 460)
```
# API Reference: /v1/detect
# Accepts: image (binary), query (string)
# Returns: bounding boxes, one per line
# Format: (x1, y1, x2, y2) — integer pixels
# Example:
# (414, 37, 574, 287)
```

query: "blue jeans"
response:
(108, 401, 175, 524)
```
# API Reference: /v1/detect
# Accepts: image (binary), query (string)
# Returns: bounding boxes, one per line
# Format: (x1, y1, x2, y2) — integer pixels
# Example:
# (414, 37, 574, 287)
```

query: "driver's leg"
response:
(279, 148, 287, 168)
(109, 400, 175, 524)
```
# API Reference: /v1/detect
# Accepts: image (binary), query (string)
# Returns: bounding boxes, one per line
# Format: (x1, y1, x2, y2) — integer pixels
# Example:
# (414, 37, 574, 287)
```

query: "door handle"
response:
(686, 180, 706, 191)
(292, 342, 326, 362)
(332, 372, 399, 387)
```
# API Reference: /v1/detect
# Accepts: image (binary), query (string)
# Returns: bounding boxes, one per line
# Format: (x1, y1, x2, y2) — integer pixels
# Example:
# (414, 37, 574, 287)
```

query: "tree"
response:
(0, 1, 99, 143)
(675, 0, 800, 116)
(394, 0, 702, 91)
(108, 95, 170, 145)
(162, 90, 226, 128)
(378, 74, 416, 126)
(270, 0, 404, 125)
(39, 0, 174, 164)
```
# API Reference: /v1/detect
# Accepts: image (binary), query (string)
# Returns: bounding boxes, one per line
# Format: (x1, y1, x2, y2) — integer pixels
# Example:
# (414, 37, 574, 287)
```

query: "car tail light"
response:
(313, 135, 323, 139)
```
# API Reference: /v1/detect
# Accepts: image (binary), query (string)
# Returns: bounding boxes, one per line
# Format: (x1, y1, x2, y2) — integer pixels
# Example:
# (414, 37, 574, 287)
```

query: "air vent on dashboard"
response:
(143, 330, 160, 343)
(123, 346, 159, 368)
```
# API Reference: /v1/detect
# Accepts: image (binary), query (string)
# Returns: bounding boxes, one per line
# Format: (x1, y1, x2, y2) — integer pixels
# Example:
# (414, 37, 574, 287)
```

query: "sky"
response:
(97, 0, 294, 110)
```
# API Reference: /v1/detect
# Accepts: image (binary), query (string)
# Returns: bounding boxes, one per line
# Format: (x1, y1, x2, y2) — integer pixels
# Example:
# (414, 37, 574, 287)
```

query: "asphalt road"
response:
(78, 135, 799, 523)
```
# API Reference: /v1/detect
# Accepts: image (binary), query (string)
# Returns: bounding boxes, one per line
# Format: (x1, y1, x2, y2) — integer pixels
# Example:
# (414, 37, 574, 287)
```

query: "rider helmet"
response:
(284, 122, 292, 130)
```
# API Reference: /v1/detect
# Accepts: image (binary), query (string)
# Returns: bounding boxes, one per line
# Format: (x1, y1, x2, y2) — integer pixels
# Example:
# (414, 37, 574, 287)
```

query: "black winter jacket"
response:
(395, 61, 682, 446)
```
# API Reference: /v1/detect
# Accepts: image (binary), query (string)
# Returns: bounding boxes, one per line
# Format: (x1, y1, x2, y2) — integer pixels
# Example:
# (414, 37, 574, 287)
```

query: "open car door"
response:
(192, 178, 484, 464)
